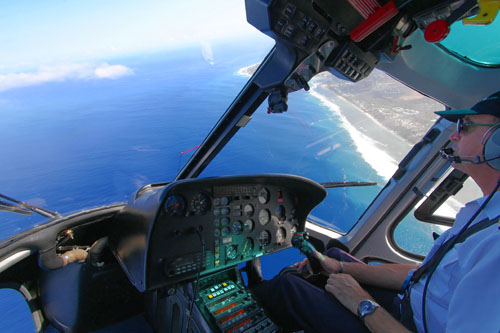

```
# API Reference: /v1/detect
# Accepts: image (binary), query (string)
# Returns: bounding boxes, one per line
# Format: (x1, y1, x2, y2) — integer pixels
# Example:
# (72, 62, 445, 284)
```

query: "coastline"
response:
(309, 70, 441, 145)
(308, 86, 404, 180)
(237, 64, 254, 77)
(238, 64, 441, 144)
(309, 81, 412, 160)
(238, 64, 437, 179)
(237, 64, 444, 177)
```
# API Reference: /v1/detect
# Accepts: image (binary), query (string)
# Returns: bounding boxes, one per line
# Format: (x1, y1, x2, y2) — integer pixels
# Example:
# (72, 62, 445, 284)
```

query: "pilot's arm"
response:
(325, 273, 411, 333)
(296, 250, 418, 290)
(297, 251, 417, 332)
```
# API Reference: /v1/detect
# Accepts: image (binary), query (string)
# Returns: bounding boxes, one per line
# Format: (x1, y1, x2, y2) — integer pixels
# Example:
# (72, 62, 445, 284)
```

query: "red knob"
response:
(424, 20, 450, 43)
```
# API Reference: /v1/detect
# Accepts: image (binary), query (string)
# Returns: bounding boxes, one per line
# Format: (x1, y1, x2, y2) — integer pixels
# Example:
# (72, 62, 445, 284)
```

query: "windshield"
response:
(1, 1, 484, 243)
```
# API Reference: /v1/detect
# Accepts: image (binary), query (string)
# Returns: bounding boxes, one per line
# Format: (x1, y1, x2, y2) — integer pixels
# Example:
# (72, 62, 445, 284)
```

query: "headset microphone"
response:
(440, 148, 482, 164)
(440, 147, 500, 166)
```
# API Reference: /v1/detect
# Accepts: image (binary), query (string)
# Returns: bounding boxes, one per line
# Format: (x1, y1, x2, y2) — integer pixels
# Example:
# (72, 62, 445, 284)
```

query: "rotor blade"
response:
(0, 200, 33, 216)
(320, 181, 377, 188)
(0, 193, 61, 219)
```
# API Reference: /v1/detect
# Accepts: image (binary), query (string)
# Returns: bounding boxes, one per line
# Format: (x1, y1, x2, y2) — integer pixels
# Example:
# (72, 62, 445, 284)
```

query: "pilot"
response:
(251, 91, 500, 332)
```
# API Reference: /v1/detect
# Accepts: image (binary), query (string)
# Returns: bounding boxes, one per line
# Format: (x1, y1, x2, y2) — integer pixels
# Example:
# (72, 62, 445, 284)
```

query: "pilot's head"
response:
(435, 91, 500, 195)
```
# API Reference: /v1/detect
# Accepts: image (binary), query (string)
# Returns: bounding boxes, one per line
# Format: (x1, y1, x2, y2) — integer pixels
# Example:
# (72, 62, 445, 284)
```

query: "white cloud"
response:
(95, 64, 133, 79)
(201, 41, 215, 65)
(0, 62, 134, 92)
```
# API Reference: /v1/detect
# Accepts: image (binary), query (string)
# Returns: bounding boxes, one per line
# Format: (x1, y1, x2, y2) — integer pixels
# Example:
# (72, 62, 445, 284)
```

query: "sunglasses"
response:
(457, 118, 497, 134)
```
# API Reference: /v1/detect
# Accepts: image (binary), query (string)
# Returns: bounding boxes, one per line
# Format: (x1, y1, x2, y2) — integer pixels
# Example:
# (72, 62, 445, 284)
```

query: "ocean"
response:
(0, 39, 436, 331)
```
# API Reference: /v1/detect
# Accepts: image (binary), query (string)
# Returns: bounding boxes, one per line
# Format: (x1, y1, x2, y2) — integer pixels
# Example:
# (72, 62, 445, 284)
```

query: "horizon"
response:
(0, 36, 273, 94)
(0, 1, 266, 74)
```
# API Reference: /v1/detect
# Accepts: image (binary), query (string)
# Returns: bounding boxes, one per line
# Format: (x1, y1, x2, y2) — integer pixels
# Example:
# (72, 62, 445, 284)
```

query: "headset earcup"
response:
(484, 127, 500, 170)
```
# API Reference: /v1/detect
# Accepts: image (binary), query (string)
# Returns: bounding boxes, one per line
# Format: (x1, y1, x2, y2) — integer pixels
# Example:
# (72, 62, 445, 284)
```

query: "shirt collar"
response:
(467, 191, 500, 221)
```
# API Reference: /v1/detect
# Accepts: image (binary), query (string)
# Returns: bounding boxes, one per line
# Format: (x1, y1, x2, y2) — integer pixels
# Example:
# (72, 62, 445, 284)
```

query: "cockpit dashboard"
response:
(111, 174, 326, 292)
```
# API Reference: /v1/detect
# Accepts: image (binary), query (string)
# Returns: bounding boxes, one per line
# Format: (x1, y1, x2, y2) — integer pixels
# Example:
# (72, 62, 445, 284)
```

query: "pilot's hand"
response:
(293, 257, 313, 277)
(325, 273, 372, 315)
(293, 250, 342, 276)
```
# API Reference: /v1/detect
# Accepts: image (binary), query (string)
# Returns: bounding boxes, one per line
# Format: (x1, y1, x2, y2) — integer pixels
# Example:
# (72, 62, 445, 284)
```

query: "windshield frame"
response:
(436, 43, 500, 69)
(174, 43, 297, 181)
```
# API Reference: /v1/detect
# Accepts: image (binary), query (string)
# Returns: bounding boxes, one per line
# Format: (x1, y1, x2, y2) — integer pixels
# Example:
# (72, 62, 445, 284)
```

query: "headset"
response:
(440, 123, 500, 170)
(483, 124, 500, 170)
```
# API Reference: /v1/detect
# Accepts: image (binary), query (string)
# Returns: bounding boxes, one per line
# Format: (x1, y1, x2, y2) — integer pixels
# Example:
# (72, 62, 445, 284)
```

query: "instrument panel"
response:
(111, 174, 326, 292)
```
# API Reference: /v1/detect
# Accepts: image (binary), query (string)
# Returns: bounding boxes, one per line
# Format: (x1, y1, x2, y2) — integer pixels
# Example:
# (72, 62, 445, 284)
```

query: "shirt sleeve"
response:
(446, 233, 500, 332)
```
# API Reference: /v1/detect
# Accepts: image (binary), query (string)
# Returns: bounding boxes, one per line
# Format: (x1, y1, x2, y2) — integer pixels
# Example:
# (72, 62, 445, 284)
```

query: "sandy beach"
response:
(311, 69, 442, 144)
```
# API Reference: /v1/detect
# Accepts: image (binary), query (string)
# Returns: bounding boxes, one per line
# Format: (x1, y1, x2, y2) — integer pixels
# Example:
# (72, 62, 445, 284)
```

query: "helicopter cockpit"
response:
(105, 1, 500, 331)
(0, 0, 499, 332)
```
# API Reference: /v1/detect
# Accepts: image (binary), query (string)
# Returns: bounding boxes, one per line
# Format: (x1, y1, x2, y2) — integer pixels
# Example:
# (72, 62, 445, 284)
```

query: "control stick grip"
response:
(292, 232, 321, 274)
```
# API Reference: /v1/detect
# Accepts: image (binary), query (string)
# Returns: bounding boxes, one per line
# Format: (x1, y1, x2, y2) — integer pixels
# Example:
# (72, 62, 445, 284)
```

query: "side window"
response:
(393, 170, 482, 256)
(0, 288, 35, 332)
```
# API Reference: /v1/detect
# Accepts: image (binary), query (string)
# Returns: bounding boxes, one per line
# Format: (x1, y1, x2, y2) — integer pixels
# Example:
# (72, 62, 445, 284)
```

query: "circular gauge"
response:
(221, 217, 230, 226)
(226, 245, 238, 260)
(243, 204, 254, 217)
(290, 224, 298, 235)
(242, 237, 254, 257)
(220, 196, 230, 206)
(258, 188, 270, 204)
(221, 227, 230, 237)
(244, 219, 254, 232)
(276, 227, 286, 244)
(191, 192, 211, 215)
(214, 229, 221, 238)
(164, 195, 185, 216)
(259, 209, 271, 225)
(258, 230, 271, 246)
(231, 221, 243, 235)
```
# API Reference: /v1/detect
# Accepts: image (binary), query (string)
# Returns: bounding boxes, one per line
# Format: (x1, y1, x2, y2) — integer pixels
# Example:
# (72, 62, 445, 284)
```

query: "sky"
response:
(0, 0, 264, 72)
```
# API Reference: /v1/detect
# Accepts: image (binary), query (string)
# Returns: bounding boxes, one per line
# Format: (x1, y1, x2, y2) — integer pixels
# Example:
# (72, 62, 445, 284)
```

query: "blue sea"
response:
(0, 39, 436, 331)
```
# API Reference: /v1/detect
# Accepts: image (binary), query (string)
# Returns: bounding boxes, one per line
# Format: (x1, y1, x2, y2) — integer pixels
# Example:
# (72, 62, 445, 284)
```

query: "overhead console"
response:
(245, 0, 481, 94)
(111, 174, 326, 292)
(246, 0, 382, 87)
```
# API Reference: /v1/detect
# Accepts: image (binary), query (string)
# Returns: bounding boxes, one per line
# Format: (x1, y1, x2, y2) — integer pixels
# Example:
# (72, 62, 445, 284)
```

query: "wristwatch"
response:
(357, 300, 380, 321)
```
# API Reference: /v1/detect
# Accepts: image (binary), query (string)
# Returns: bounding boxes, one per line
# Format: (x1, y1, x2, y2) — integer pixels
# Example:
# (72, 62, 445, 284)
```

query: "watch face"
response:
(360, 301, 374, 312)
(358, 300, 379, 319)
